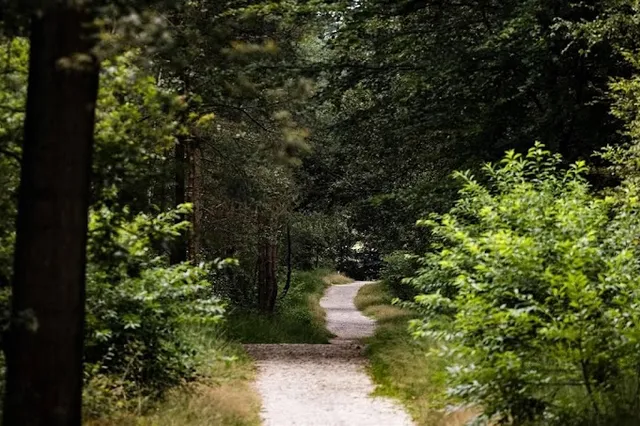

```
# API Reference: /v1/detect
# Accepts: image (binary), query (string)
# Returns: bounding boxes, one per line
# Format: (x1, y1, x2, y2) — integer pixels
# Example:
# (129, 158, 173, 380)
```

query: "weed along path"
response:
(244, 282, 415, 426)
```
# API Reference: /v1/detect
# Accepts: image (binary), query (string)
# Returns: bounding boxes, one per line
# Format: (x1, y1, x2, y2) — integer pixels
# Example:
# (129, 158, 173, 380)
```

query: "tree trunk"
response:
(257, 239, 278, 312)
(170, 138, 187, 264)
(280, 222, 292, 299)
(3, 4, 100, 425)
(170, 72, 191, 265)
(186, 140, 202, 263)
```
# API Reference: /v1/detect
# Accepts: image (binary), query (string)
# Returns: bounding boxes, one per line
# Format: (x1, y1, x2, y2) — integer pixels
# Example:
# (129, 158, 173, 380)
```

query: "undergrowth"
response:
(84, 329, 261, 426)
(225, 269, 340, 343)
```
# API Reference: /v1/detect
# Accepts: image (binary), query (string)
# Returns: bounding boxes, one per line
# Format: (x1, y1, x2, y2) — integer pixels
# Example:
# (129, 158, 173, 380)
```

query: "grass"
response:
(131, 343, 260, 426)
(85, 333, 261, 426)
(323, 272, 354, 286)
(225, 269, 339, 344)
(355, 282, 478, 426)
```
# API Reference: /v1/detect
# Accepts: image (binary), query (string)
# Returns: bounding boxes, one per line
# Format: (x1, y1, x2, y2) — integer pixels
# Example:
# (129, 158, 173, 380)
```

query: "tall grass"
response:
(323, 272, 354, 286)
(355, 282, 478, 426)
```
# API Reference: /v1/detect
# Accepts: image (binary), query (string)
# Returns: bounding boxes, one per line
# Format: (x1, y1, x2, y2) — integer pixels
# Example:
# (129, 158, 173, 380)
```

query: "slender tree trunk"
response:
(258, 241, 268, 311)
(3, 4, 100, 425)
(268, 241, 278, 309)
(186, 139, 194, 260)
(170, 73, 190, 265)
(280, 222, 292, 299)
(170, 139, 187, 264)
(257, 238, 278, 312)
(186, 140, 202, 263)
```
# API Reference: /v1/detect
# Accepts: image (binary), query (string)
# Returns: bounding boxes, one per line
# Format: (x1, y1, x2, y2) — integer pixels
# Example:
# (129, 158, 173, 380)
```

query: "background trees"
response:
(296, 0, 638, 262)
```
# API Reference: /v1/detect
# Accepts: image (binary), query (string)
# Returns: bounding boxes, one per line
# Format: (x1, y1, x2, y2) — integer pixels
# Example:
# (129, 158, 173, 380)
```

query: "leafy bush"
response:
(380, 251, 419, 301)
(408, 144, 640, 425)
(84, 205, 225, 411)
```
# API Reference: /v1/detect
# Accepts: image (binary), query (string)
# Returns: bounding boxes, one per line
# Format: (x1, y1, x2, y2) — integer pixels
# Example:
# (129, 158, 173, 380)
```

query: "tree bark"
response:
(170, 138, 187, 264)
(280, 222, 292, 299)
(170, 72, 191, 264)
(3, 4, 100, 425)
(186, 140, 202, 263)
(257, 239, 278, 312)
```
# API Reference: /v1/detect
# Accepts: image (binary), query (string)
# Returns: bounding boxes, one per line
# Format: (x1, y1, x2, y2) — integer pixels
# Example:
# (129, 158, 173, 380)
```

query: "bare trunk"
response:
(4, 4, 100, 425)
(170, 139, 187, 264)
(280, 222, 292, 299)
(257, 239, 278, 312)
(170, 73, 190, 265)
(186, 140, 202, 263)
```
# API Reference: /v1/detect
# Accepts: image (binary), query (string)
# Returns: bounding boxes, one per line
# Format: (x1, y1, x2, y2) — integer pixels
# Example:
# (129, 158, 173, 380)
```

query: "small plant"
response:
(408, 143, 640, 425)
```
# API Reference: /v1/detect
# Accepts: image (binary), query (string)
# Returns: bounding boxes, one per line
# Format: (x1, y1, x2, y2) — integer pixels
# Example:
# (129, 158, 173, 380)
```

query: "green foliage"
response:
(293, 0, 637, 257)
(380, 251, 419, 301)
(408, 144, 640, 425)
(601, 50, 640, 187)
(288, 212, 346, 270)
(93, 50, 180, 208)
(0, 37, 27, 284)
(84, 205, 225, 409)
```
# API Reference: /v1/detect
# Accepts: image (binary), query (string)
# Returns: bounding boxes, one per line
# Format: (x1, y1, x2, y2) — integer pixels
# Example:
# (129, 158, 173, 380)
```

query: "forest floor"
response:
(244, 281, 414, 426)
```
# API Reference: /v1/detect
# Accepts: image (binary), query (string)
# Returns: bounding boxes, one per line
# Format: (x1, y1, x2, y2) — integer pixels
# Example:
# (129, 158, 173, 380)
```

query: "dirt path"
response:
(244, 282, 415, 426)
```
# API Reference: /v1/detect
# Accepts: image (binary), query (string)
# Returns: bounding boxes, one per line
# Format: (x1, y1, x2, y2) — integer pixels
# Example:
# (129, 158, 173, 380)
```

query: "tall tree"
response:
(3, 2, 100, 424)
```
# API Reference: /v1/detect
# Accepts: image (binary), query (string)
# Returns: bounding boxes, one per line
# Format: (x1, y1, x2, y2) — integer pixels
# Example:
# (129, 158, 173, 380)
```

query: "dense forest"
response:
(3, 0, 640, 425)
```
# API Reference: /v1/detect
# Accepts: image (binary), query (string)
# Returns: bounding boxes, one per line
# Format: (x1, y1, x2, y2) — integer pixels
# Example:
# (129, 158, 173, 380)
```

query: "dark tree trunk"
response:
(3, 4, 100, 425)
(186, 140, 202, 264)
(170, 139, 187, 264)
(280, 222, 292, 299)
(257, 240, 278, 312)
(171, 73, 191, 264)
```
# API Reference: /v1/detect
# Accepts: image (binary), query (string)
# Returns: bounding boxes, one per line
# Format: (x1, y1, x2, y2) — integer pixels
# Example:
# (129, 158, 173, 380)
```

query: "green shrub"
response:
(408, 144, 640, 425)
(84, 205, 225, 408)
(380, 250, 419, 301)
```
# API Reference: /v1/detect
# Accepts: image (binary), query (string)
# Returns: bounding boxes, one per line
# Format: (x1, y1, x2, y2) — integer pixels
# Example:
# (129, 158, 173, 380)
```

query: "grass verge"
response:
(355, 282, 478, 426)
(323, 272, 354, 286)
(225, 269, 340, 344)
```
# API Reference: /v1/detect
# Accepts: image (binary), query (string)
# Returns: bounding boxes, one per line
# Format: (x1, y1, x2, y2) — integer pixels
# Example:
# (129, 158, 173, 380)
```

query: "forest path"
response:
(244, 282, 415, 426)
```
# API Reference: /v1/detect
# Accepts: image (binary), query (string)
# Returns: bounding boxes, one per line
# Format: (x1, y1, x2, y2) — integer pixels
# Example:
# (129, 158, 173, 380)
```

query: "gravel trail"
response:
(244, 281, 415, 426)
